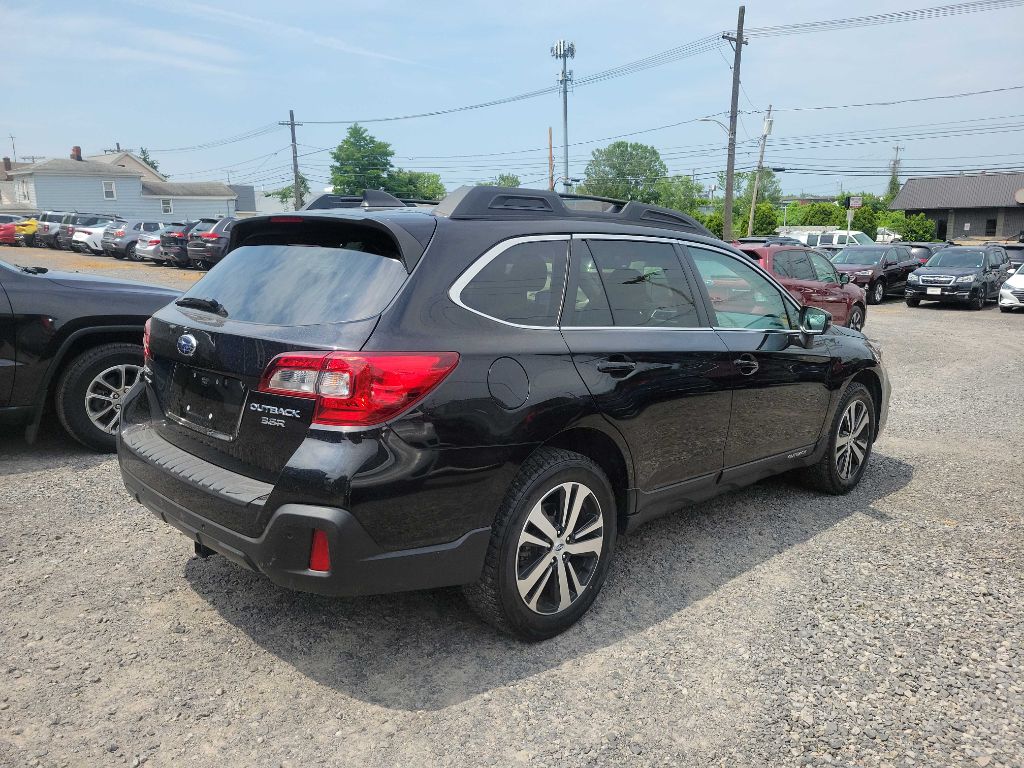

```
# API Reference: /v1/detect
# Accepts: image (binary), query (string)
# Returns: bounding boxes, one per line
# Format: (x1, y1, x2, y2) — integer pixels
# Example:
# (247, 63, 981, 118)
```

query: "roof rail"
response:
(434, 185, 712, 237)
(301, 189, 440, 211)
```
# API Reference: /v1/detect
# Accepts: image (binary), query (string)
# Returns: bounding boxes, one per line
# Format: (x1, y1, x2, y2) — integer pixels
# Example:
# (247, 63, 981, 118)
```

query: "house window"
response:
(985, 219, 997, 237)
(102, 180, 117, 200)
(161, 199, 173, 214)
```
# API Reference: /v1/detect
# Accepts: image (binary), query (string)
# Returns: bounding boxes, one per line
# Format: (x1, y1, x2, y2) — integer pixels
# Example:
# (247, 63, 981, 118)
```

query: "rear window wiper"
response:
(175, 296, 228, 317)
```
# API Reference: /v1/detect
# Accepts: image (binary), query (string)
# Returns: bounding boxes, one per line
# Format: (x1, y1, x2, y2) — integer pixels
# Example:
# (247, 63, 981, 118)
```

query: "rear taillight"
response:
(143, 318, 152, 364)
(68, 226, 75, 234)
(309, 529, 331, 572)
(148, 238, 160, 245)
(115, 229, 126, 237)
(199, 232, 221, 240)
(167, 231, 184, 238)
(269, 216, 304, 223)
(259, 351, 459, 427)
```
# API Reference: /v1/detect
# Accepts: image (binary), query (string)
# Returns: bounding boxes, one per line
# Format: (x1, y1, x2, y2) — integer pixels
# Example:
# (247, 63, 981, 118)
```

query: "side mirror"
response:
(798, 305, 832, 346)
(838, 272, 850, 285)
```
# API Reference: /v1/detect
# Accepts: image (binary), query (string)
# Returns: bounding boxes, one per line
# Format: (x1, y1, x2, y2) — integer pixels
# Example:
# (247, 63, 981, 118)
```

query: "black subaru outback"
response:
(117, 186, 889, 640)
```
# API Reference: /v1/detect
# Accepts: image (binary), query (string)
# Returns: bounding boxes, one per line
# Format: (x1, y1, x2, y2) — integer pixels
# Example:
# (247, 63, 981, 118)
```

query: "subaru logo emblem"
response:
(177, 333, 198, 357)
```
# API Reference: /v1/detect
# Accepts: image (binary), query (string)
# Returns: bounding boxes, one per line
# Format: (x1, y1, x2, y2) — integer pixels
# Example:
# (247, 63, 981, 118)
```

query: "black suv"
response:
(117, 187, 890, 640)
(159, 219, 217, 267)
(905, 245, 1010, 309)
(1, 259, 179, 450)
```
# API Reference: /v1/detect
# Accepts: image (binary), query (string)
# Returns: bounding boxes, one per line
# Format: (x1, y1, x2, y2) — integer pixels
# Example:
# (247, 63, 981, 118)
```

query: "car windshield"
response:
(926, 249, 984, 269)
(852, 232, 874, 245)
(832, 248, 882, 265)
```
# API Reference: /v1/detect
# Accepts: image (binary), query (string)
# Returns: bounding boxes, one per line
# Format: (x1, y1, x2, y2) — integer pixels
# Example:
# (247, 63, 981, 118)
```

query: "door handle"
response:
(597, 359, 637, 375)
(733, 353, 759, 376)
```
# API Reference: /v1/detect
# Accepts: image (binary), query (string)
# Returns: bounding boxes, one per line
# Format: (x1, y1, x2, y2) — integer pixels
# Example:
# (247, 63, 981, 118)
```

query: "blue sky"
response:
(3, 0, 1022, 197)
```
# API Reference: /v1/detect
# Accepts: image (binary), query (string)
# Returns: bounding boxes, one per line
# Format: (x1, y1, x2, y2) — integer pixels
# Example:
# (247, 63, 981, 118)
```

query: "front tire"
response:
(463, 447, 617, 641)
(868, 281, 885, 305)
(847, 303, 865, 331)
(55, 343, 143, 452)
(971, 290, 985, 310)
(905, 298, 920, 307)
(794, 382, 875, 495)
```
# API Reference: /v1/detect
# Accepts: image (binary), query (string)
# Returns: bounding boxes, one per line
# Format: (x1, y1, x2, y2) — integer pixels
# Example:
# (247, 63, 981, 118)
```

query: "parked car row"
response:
(2, 209, 237, 270)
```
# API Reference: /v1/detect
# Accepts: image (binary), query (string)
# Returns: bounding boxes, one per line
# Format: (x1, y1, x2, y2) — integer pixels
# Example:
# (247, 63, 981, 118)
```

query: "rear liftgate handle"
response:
(733, 353, 760, 376)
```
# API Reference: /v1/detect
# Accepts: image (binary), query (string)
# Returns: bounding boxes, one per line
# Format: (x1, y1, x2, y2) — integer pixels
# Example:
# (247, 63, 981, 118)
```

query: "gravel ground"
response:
(2, 245, 1023, 767)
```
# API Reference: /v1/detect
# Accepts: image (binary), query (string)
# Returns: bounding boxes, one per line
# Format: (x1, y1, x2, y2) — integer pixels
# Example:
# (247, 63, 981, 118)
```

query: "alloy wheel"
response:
(849, 306, 864, 331)
(872, 282, 884, 304)
(515, 482, 604, 615)
(835, 399, 870, 481)
(85, 364, 141, 434)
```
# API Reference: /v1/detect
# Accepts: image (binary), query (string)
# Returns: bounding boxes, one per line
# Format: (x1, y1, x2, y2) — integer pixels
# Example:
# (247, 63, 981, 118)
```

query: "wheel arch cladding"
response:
(45, 328, 143, 405)
(851, 369, 882, 439)
(539, 427, 632, 531)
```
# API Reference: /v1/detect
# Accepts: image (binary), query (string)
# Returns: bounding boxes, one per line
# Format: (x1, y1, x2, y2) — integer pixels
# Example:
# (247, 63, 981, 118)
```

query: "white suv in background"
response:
(72, 218, 121, 255)
(818, 230, 874, 254)
(999, 263, 1024, 313)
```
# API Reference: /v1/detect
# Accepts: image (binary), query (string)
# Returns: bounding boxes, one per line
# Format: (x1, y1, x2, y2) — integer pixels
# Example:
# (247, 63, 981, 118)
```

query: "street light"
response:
(697, 117, 730, 135)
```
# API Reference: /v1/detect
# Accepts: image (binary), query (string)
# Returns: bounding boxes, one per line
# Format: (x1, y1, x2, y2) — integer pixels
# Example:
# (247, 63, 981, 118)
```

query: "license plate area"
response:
(166, 364, 246, 439)
(926, 287, 942, 295)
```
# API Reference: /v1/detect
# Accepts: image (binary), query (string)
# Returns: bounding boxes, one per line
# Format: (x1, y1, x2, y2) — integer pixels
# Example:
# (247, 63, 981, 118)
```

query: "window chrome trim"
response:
(448, 234, 571, 330)
(448, 233, 802, 332)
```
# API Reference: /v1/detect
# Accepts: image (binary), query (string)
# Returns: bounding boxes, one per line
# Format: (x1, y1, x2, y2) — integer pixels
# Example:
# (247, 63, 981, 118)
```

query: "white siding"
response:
(29, 173, 235, 219)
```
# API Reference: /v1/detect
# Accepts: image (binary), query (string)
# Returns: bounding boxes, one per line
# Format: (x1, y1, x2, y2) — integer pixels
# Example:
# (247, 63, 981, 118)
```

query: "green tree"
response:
(782, 202, 806, 227)
(385, 169, 445, 200)
(578, 141, 667, 203)
(138, 147, 160, 173)
(802, 202, 846, 227)
(876, 210, 937, 241)
(494, 173, 521, 188)
(750, 202, 779, 236)
(886, 171, 901, 203)
(654, 175, 703, 215)
(703, 210, 724, 239)
(851, 206, 878, 240)
(735, 169, 782, 218)
(329, 124, 394, 194)
(265, 173, 311, 209)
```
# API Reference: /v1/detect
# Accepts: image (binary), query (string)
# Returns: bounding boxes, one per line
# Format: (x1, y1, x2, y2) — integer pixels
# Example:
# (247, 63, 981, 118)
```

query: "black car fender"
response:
(25, 324, 144, 442)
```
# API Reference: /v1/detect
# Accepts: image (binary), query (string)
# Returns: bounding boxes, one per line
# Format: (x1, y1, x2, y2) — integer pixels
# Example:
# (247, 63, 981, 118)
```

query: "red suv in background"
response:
(738, 245, 868, 331)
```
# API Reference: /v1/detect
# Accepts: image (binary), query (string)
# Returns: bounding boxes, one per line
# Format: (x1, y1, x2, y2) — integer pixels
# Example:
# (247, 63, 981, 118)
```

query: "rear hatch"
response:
(138, 215, 427, 480)
(160, 222, 192, 257)
(186, 219, 218, 256)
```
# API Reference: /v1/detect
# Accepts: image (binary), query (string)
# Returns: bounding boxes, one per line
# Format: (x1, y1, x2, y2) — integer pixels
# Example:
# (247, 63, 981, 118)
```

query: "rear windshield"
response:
(179, 245, 407, 325)
(79, 216, 114, 227)
(190, 220, 217, 234)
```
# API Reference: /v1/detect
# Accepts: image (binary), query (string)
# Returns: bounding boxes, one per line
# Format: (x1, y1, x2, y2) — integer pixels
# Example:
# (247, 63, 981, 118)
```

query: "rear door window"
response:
(782, 249, 816, 281)
(574, 239, 701, 328)
(179, 244, 408, 326)
(191, 220, 217, 234)
(458, 239, 568, 327)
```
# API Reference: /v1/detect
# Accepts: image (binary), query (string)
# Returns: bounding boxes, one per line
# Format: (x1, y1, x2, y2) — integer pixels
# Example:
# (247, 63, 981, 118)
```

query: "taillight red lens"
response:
(269, 216, 304, 223)
(143, 318, 152, 363)
(68, 226, 75, 234)
(115, 229, 126, 237)
(148, 239, 160, 245)
(259, 351, 459, 427)
(309, 529, 330, 572)
(199, 232, 220, 240)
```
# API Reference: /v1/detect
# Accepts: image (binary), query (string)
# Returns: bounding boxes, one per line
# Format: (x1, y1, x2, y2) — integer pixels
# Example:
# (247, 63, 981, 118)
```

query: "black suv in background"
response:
(905, 245, 1010, 309)
(1, 259, 179, 450)
(186, 216, 236, 269)
(158, 219, 217, 267)
(117, 186, 889, 640)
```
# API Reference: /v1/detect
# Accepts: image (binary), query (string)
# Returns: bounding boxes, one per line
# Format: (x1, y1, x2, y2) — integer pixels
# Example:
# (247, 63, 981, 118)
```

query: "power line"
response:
(769, 84, 1024, 112)
(148, 124, 282, 153)
(740, 0, 1024, 38)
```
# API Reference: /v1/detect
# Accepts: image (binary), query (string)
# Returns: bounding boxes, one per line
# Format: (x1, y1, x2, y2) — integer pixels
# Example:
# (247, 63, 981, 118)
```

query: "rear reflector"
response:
(143, 318, 152, 363)
(259, 351, 459, 427)
(309, 529, 330, 572)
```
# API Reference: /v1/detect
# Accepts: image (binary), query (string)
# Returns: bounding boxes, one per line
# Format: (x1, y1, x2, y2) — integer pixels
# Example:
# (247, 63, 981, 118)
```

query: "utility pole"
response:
(279, 109, 305, 210)
(722, 5, 745, 241)
(548, 127, 555, 191)
(746, 104, 773, 237)
(551, 40, 575, 192)
(8, 134, 16, 163)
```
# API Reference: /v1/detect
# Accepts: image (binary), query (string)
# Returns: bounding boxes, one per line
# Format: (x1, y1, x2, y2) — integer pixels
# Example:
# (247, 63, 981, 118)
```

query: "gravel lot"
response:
(2, 245, 1022, 767)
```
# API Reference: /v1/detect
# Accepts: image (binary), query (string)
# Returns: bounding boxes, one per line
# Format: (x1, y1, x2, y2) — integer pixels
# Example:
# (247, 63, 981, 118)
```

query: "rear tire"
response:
(793, 382, 875, 495)
(55, 343, 143, 453)
(463, 447, 617, 641)
(125, 243, 137, 261)
(905, 298, 920, 307)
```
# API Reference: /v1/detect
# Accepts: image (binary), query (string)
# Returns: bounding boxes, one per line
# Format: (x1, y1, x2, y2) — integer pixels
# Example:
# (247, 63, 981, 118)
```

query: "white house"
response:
(2, 148, 237, 220)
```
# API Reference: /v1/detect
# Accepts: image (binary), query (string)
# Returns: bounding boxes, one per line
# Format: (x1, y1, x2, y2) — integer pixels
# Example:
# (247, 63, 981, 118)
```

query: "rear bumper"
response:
(161, 245, 189, 263)
(117, 424, 490, 596)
